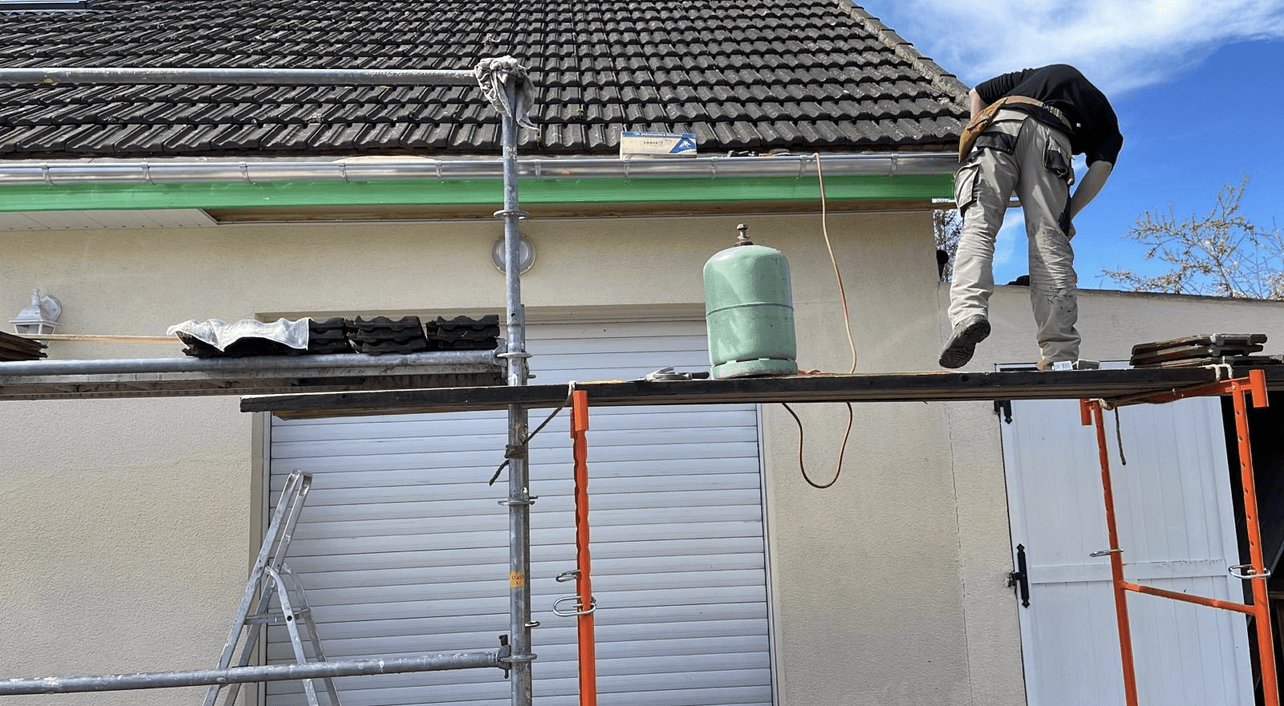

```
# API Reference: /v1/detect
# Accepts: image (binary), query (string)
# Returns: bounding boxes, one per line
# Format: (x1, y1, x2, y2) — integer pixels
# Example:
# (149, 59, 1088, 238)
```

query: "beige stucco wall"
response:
(4, 211, 1284, 706)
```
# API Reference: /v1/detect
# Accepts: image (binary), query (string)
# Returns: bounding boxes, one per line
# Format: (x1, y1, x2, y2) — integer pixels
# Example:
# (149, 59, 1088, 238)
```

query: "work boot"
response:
(939, 314, 991, 369)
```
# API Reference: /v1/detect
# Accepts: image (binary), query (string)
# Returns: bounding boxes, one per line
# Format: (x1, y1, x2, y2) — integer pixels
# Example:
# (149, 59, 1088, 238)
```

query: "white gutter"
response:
(0, 153, 959, 186)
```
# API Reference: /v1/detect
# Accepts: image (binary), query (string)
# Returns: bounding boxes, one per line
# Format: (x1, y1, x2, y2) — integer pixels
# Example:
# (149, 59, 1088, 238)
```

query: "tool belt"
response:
(958, 96, 1072, 162)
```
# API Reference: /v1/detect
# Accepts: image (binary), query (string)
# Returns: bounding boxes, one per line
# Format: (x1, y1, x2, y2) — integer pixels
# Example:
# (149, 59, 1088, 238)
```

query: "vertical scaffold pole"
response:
(570, 390, 598, 706)
(1080, 399, 1140, 706)
(1083, 370, 1278, 706)
(1230, 373, 1279, 706)
(499, 82, 535, 706)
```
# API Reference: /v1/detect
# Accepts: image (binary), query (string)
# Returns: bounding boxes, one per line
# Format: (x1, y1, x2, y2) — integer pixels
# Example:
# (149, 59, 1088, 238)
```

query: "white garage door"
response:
(1002, 392, 1252, 705)
(265, 319, 774, 706)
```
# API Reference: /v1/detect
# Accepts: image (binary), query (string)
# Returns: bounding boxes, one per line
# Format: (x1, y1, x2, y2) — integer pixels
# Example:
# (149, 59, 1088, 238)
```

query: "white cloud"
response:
(862, 0, 1284, 94)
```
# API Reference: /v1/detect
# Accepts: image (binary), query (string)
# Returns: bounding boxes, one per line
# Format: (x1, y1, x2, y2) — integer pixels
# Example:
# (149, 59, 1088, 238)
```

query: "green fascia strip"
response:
(0, 173, 953, 212)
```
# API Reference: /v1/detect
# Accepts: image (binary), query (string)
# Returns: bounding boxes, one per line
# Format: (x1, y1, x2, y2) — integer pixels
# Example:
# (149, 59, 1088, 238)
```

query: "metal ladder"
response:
(204, 470, 341, 706)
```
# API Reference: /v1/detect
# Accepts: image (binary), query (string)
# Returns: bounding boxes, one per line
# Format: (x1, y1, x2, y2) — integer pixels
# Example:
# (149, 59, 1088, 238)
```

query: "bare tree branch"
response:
(933, 207, 962, 282)
(1102, 176, 1284, 300)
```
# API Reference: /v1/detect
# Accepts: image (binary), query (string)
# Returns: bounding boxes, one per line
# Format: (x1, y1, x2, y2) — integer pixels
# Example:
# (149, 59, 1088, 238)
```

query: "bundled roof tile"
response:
(178, 316, 353, 357)
(346, 315, 429, 356)
(1130, 334, 1272, 368)
(426, 314, 500, 351)
(0, 1, 967, 158)
(305, 317, 354, 355)
(176, 331, 301, 358)
(0, 330, 46, 361)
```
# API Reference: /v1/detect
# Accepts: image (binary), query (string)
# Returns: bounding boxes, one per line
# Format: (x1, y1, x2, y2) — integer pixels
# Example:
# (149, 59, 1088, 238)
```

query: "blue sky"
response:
(858, 0, 1284, 291)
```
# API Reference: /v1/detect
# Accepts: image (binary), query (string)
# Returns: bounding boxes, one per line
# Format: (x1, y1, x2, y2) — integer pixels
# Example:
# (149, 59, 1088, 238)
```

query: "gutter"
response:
(0, 152, 960, 186)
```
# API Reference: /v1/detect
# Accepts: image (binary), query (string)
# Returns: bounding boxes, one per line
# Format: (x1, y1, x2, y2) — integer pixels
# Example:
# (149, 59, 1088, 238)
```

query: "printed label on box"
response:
(620, 131, 697, 157)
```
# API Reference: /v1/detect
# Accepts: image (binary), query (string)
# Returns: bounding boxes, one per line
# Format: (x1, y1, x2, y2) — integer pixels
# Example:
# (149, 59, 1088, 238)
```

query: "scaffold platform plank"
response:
(242, 365, 1284, 419)
(0, 351, 503, 401)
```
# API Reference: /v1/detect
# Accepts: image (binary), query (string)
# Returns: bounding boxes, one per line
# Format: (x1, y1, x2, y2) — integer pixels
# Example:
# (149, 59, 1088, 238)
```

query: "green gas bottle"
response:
(703, 224, 798, 379)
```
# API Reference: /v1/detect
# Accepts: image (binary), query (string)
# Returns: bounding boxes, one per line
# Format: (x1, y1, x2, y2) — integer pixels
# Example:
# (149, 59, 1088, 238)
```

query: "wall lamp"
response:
(491, 233, 536, 275)
(10, 289, 61, 336)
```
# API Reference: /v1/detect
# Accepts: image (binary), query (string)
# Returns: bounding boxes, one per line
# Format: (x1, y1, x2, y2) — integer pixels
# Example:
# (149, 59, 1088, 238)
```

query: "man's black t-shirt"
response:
(975, 64, 1123, 166)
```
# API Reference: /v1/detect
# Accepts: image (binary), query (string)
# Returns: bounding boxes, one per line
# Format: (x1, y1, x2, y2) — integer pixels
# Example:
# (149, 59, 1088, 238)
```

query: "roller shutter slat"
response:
(266, 321, 771, 706)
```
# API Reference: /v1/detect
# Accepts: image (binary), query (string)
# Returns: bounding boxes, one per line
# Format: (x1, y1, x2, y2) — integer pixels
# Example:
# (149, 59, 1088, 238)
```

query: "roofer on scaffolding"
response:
(938, 64, 1123, 370)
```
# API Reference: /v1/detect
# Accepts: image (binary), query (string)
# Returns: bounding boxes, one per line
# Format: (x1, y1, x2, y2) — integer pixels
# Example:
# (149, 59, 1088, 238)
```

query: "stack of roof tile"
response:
(177, 331, 297, 358)
(306, 317, 354, 355)
(0, 0, 967, 158)
(178, 317, 353, 357)
(0, 330, 45, 361)
(1129, 334, 1276, 368)
(346, 315, 430, 356)
(426, 315, 500, 351)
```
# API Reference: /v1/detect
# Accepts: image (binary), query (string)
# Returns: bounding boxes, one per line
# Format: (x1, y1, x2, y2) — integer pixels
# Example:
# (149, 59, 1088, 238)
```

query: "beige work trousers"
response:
(948, 109, 1080, 364)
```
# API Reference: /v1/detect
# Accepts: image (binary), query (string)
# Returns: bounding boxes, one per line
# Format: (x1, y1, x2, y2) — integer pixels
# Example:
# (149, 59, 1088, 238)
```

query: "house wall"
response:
(4, 211, 1284, 706)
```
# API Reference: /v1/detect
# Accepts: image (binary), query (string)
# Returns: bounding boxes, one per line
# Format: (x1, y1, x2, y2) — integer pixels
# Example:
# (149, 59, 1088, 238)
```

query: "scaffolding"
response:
(1082, 370, 1279, 706)
(0, 60, 540, 706)
(0, 62, 1280, 706)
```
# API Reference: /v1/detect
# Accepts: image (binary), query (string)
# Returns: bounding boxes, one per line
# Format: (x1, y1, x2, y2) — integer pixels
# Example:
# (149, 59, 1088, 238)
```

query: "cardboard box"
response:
(619, 131, 697, 158)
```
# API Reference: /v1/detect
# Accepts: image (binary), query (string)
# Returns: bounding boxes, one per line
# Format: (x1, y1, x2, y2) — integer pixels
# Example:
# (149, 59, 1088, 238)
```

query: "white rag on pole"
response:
(475, 56, 536, 129)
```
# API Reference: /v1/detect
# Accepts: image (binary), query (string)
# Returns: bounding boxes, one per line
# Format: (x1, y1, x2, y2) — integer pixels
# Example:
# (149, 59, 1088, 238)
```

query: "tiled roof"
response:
(0, 1, 968, 159)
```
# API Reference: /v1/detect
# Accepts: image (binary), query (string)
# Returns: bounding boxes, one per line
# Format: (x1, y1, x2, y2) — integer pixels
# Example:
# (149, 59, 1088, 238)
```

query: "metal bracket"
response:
(1229, 564, 1272, 580)
(494, 634, 537, 678)
(1090, 548, 1123, 558)
(498, 487, 538, 507)
(497, 635, 511, 678)
(994, 399, 1013, 424)
(1008, 543, 1030, 607)
(555, 569, 580, 583)
(551, 595, 597, 617)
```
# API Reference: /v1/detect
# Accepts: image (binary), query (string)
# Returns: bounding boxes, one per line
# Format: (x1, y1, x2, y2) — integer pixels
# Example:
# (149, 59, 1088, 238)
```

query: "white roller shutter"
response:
(266, 320, 773, 706)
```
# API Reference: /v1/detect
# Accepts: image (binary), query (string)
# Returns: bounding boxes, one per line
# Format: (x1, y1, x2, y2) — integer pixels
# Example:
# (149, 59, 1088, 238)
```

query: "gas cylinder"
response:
(703, 224, 798, 379)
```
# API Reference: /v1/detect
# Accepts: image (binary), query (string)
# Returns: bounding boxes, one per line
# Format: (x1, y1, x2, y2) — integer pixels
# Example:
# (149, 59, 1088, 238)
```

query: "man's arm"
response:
(1070, 160, 1113, 218)
(968, 88, 986, 121)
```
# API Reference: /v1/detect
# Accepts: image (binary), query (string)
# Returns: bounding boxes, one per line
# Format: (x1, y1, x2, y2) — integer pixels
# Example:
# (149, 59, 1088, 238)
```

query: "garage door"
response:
(1002, 392, 1252, 705)
(265, 319, 774, 706)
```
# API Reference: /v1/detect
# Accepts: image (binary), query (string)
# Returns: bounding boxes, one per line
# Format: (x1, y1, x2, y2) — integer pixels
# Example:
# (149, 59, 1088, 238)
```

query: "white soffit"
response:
(0, 209, 215, 231)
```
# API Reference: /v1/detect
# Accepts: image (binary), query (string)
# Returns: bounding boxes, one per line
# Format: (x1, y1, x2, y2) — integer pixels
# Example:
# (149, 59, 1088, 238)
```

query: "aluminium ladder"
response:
(204, 470, 341, 706)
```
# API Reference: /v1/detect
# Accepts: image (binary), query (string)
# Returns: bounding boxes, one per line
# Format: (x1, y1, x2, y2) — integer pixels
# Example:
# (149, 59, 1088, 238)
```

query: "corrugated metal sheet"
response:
(266, 319, 773, 706)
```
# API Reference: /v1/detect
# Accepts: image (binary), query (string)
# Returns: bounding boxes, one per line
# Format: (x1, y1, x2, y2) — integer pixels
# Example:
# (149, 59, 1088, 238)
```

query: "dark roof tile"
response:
(362, 122, 411, 149)
(0, 0, 966, 158)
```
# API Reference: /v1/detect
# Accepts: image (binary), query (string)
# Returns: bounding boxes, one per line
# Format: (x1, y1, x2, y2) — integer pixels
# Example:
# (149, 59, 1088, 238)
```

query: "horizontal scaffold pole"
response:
(0, 349, 501, 378)
(0, 651, 504, 696)
(0, 67, 478, 86)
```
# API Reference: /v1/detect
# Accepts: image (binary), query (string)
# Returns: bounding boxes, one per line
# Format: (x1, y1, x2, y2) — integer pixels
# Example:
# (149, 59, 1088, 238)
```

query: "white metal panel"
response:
(0, 208, 215, 230)
(266, 320, 772, 706)
(1002, 393, 1252, 706)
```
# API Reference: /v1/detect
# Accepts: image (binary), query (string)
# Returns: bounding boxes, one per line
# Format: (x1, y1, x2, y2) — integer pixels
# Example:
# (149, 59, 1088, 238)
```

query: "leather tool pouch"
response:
(958, 98, 1009, 162)
(958, 96, 1070, 162)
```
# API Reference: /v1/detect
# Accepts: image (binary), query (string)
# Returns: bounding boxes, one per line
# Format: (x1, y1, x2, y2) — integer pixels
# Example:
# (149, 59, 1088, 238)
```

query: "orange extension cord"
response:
(783, 153, 857, 489)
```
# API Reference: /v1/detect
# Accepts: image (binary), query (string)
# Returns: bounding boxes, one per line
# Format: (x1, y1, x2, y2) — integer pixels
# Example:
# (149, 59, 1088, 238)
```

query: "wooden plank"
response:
(0, 372, 503, 400)
(241, 366, 1284, 419)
